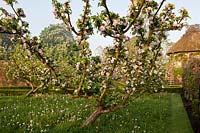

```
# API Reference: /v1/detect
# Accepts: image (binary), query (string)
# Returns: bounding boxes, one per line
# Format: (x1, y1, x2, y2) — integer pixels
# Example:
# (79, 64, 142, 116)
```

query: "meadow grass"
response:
(0, 93, 192, 133)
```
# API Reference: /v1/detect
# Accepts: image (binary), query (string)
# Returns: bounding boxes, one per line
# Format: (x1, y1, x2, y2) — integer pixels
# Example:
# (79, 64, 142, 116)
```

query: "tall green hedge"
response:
(182, 57, 200, 117)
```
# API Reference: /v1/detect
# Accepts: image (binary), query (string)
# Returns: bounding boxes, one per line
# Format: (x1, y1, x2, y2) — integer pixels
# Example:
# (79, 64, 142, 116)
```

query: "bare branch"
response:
(10, 3, 19, 17)
(153, 0, 166, 21)
(65, 13, 79, 35)
(102, 0, 113, 25)
(123, 0, 145, 33)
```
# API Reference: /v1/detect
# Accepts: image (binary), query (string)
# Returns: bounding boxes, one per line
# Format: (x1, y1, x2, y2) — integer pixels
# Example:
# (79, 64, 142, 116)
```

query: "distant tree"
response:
(40, 23, 79, 66)
(0, 33, 14, 60)
(39, 23, 74, 47)
(7, 43, 77, 96)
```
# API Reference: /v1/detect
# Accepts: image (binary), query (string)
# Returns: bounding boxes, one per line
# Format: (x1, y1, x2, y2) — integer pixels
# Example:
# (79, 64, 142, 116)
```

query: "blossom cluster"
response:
(0, 7, 28, 35)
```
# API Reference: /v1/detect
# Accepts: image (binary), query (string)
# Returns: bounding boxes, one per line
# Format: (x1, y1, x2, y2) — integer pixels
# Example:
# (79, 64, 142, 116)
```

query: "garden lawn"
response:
(0, 93, 193, 133)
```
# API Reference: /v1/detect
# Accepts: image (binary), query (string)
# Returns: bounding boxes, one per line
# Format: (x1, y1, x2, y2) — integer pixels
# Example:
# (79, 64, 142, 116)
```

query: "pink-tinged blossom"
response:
(126, 80, 129, 85)
(61, 13, 65, 17)
(110, 57, 115, 63)
(124, 35, 130, 41)
(115, 34, 120, 38)
(127, 12, 132, 17)
(23, 43, 27, 49)
(161, 18, 165, 23)
(138, 61, 142, 66)
(99, 25, 106, 32)
(75, 36, 82, 42)
(146, 7, 152, 13)
(138, 49, 145, 54)
(21, 37, 26, 43)
(113, 20, 119, 27)
(38, 49, 43, 55)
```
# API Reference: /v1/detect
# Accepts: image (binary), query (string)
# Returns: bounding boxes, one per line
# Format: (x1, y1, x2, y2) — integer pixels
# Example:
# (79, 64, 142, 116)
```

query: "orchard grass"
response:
(0, 93, 192, 133)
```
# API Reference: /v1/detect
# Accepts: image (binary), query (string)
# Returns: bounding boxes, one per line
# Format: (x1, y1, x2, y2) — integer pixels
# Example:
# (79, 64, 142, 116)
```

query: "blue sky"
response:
(1, 0, 200, 53)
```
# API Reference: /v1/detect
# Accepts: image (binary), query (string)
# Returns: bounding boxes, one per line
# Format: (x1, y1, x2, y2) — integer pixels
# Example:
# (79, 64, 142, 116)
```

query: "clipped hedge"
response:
(0, 86, 31, 90)
(161, 85, 183, 93)
(0, 86, 31, 96)
(0, 86, 70, 96)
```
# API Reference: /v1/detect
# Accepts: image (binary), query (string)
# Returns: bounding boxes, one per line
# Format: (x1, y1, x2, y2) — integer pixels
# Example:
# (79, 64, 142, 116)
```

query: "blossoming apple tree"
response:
(6, 44, 55, 96)
(0, 0, 189, 127)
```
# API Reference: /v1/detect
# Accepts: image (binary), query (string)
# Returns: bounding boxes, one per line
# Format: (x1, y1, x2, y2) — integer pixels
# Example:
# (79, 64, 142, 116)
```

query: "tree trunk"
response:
(26, 86, 40, 97)
(26, 89, 34, 97)
(81, 106, 104, 128)
(25, 81, 34, 97)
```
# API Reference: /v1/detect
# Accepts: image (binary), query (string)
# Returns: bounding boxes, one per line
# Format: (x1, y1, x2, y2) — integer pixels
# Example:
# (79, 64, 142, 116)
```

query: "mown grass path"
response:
(167, 93, 193, 133)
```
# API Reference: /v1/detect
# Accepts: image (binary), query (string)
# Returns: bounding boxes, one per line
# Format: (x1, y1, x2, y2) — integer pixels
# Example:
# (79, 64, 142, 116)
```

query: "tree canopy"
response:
(0, 33, 14, 60)
(39, 23, 74, 47)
